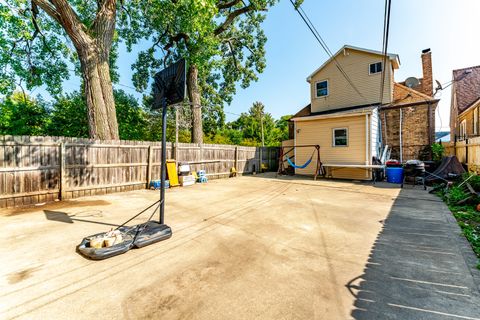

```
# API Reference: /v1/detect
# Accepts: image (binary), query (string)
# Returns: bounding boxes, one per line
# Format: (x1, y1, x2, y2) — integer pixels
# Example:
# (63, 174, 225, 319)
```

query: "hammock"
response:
(286, 153, 314, 169)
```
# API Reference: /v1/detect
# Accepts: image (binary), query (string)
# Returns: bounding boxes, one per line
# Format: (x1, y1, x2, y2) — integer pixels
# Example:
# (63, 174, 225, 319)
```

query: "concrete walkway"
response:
(1, 174, 480, 319)
(351, 186, 480, 320)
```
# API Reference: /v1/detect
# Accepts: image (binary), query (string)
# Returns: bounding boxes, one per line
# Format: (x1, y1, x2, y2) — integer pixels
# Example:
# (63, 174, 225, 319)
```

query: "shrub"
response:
(431, 143, 445, 162)
(462, 173, 480, 192)
(447, 186, 469, 204)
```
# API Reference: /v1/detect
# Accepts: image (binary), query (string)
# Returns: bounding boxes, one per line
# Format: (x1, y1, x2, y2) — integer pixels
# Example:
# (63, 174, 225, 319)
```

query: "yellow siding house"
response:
(287, 45, 400, 180)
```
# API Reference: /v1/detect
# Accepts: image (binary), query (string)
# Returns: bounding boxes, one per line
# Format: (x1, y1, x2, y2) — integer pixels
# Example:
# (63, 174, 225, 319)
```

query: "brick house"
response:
(449, 65, 480, 141)
(380, 49, 439, 161)
(285, 46, 439, 179)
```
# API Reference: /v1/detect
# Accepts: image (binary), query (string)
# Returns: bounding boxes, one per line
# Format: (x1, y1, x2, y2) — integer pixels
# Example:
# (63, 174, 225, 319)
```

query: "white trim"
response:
(332, 127, 348, 147)
(314, 79, 329, 98)
(306, 45, 400, 82)
(291, 109, 374, 122)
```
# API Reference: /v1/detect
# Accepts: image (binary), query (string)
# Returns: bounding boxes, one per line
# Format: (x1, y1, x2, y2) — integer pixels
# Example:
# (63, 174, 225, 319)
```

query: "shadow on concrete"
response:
(44, 210, 120, 227)
(348, 187, 480, 320)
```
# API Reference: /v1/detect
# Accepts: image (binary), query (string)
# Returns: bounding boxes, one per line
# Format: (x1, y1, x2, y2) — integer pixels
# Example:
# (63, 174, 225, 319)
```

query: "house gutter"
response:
(291, 110, 373, 122)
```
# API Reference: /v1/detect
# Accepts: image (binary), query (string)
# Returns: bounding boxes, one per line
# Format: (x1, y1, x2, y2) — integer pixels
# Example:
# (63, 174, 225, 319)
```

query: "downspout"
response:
(399, 108, 403, 163)
(427, 102, 432, 159)
(365, 114, 369, 165)
(383, 110, 388, 145)
(294, 120, 296, 175)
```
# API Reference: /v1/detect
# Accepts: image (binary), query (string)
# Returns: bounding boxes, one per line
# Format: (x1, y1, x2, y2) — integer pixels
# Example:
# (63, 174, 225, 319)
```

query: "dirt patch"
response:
(122, 238, 271, 320)
(4, 200, 110, 216)
(7, 267, 39, 284)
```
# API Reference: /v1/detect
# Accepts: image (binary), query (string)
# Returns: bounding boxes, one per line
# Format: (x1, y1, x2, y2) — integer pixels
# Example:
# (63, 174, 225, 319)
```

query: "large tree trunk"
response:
(33, 0, 120, 140)
(79, 48, 119, 140)
(187, 64, 203, 143)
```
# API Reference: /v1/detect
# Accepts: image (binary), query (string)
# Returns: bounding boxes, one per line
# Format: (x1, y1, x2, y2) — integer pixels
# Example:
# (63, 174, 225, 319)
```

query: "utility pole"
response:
(175, 107, 179, 145)
(260, 112, 265, 147)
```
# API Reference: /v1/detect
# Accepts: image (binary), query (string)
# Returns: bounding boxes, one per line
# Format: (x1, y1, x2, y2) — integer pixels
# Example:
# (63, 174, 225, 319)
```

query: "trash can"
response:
(386, 167, 404, 184)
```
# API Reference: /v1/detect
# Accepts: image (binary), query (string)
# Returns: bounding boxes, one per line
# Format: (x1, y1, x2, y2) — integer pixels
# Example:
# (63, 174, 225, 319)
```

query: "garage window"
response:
(333, 128, 348, 147)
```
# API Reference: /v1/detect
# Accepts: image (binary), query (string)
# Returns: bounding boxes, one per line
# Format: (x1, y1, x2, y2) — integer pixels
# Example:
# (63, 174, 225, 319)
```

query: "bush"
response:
(462, 173, 480, 192)
(447, 186, 469, 204)
(431, 143, 445, 162)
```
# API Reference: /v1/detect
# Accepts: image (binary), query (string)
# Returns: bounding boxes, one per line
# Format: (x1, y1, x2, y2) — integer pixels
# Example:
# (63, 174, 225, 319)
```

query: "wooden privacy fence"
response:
(0, 136, 280, 208)
(442, 136, 480, 172)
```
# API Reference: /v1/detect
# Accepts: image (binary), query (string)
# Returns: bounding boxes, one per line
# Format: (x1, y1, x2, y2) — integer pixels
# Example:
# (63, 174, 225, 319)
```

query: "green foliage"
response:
(448, 204, 480, 261)
(0, 91, 49, 135)
(132, 0, 278, 123)
(47, 92, 89, 137)
(0, 92, 291, 146)
(431, 143, 445, 162)
(447, 186, 469, 205)
(0, 0, 142, 96)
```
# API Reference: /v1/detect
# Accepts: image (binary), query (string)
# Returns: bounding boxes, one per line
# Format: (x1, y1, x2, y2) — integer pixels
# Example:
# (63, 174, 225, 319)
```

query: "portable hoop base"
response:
(77, 227, 134, 260)
(133, 221, 172, 248)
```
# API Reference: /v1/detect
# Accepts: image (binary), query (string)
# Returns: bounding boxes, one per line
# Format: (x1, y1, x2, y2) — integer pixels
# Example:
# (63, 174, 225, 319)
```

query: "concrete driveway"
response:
(1, 173, 479, 319)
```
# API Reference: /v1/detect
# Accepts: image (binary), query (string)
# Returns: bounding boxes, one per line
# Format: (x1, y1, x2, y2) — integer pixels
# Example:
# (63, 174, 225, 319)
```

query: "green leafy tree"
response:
(48, 89, 149, 140)
(132, 0, 278, 144)
(0, 0, 143, 139)
(0, 91, 49, 135)
(47, 91, 89, 137)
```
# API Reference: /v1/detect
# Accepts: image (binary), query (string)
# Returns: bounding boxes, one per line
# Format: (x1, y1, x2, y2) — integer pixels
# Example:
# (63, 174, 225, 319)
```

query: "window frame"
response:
(474, 107, 478, 136)
(369, 62, 383, 75)
(332, 127, 349, 147)
(460, 119, 467, 140)
(315, 79, 329, 98)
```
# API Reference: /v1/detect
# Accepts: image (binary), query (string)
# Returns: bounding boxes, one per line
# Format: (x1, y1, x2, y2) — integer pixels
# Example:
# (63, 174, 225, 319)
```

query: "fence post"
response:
(146, 145, 153, 187)
(172, 142, 178, 161)
(59, 142, 66, 200)
(259, 147, 263, 173)
(466, 138, 469, 169)
(234, 146, 238, 171)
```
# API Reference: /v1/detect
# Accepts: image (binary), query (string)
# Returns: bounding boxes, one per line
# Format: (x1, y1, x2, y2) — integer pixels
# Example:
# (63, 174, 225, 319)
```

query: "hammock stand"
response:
(277, 144, 324, 180)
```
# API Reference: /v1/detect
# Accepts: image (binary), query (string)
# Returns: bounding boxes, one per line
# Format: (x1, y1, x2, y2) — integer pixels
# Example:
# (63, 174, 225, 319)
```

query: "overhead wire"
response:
(289, 0, 367, 102)
(379, 0, 392, 106)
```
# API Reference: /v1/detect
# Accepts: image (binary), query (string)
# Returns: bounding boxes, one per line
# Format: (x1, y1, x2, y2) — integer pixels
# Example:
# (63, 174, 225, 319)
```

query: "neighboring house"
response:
(449, 65, 480, 141)
(285, 45, 439, 180)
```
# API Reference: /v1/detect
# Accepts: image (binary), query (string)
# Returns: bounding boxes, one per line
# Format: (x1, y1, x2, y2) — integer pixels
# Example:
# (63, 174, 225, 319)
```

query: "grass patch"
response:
(435, 180, 480, 269)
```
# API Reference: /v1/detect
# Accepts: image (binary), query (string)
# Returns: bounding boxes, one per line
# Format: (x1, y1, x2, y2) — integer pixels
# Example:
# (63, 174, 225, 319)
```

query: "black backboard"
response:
(153, 59, 186, 109)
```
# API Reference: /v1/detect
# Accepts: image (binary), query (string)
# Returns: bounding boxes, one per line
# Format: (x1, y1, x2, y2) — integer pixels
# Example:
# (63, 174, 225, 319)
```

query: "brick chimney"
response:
(421, 48, 433, 96)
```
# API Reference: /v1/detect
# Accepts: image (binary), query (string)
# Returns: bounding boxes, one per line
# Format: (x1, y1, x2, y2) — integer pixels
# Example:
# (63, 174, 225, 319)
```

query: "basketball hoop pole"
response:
(160, 97, 167, 224)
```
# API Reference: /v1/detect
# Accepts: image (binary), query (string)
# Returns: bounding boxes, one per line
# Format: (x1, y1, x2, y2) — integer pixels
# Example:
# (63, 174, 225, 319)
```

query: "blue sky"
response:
(57, 0, 480, 131)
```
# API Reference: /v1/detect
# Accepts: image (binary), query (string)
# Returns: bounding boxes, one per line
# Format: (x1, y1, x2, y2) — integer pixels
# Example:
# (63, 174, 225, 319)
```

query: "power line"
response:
(289, 0, 367, 102)
(379, 0, 392, 106)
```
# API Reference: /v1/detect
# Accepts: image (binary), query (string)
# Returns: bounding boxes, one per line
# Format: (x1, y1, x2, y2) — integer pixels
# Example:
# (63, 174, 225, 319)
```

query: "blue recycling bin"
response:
(386, 167, 404, 184)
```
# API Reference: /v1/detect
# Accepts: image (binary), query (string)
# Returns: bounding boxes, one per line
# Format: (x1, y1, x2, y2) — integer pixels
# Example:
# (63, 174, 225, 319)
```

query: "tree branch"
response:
(217, 0, 242, 10)
(31, 0, 61, 23)
(214, 4, 262, 36)
(163, 33, 189, 51)
(39, 0, 92, 50)
(93, 0, 117, 51)
(227, 40, 239, 70)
